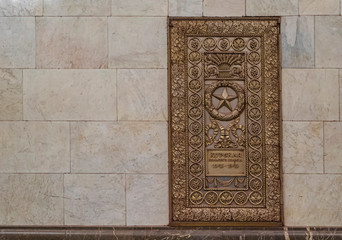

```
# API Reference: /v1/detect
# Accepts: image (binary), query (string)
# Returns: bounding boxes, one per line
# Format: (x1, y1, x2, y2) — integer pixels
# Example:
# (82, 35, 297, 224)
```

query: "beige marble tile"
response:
(299, 0, 340, 15)
(284, 174, 342, 226)
(0, 69, 22, 120)
(324, 122, 342, 173)
(0, 0, 42, 16)
(112, 0, 168, 16)
(0, 174, 63, 225)
(0, 17, 35, 68)
(169, 0, 202, 16)
(282, 69, 339, 121)
(0, 121, 69, 173)
(23, 69, 116, 120)
(71, 122, 168, 173)
(117, 69, 167, 121)
(282, 16, 314, 68)
(44, 0, 111, 16)
(246, 0, 298, 16)
(126, 174, 168, 225)
(203, 0, 245, 16)
(64, 174, 125, 225)
(316, 16, 342, 68)
(283, 122, 323, 173)
(109, 17, 166, 68)
(36, 17, 107, 69)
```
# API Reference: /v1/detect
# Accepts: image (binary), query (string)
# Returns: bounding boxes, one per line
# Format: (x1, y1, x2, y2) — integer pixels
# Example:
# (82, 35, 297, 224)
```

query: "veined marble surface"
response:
(246, 0, 298, 16)
(0, 174, 63, 225)
(316, 16, 342, 68)
(282, 69, 339, 121)
(0, 0, 42, 16)
(64, 174, 125, 225)
(282, 16, 314, 68)
(117, 69, 167, 121)
(299, 0, 340, 15)
(44, 0, 111, 16)
(169, 0, 202, 16)
(109, 17, 167, 68)
(283, 122, 323, 173)
(0, 121, 70, 173)
(284, 174, 342, 226)
(0, 0, 340, 228)
(126, 174, 168, 226)
(324, 122, 342, 173)
(0, 17, 35, 68)
(23, 69, 116, 120)
(203, 0, 245, 16)
(112, 0, 168, 16)
(0, 69, 22, 120)
(36, 17, 108, 68)
(71, 122, 168, 173)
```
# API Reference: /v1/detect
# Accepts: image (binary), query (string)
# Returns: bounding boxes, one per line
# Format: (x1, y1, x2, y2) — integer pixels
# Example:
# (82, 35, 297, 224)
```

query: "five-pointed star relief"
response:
(213, 87, 237, 111)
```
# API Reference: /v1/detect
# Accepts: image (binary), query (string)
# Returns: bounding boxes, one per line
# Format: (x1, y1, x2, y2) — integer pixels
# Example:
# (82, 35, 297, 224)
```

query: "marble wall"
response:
(0, 0, 341, 227)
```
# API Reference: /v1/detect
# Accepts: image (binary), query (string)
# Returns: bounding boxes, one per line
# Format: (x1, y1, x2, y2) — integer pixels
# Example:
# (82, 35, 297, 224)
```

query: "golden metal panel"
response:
(168, 17, 282, 226)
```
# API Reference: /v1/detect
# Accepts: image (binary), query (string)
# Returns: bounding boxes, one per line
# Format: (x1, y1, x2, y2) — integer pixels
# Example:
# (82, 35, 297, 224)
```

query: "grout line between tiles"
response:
(110, 0, 112, 16)
(124, 174, 127, 226)
(21, 69, 24, 121)
(245, 0, 247, 16)
(125, 173, 168, 175)
(116, 69, 118, 121)
(62, 173, 65, 225)
(107, 16, 109, 69)
(0, 16, 44, 18)
(34, 16, 37, 70)
(339, 70, 341, 121)
(0, 14, 170, 18)
(283, 172, 342, 175)
(282, 119, 340, 122)
(0, 120, 167, 122)
(323, 121, 325, 174)
(313, 16, 316, 68)
(0, 172, 169, 175)
(5, 14, 341, 17)
(1, 67, 163, 70)
(297, 0, 299, 16)
(69, 122, 72, 173)
(114, 68, 167, 70)
(282, 67, 342, 70)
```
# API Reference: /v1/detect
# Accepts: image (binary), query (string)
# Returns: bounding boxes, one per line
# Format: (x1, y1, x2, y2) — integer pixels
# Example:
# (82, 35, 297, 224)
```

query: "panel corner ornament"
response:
(168, 17, 282, 226)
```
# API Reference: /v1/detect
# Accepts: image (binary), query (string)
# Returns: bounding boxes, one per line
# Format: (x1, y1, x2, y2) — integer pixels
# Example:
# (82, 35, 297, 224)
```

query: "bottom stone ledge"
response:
(0, 226, 341, 239)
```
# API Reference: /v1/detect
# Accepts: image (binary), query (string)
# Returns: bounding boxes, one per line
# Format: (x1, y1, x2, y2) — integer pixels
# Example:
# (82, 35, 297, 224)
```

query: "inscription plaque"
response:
(169, 17, 282, 226)
(206, 149, 246, 176)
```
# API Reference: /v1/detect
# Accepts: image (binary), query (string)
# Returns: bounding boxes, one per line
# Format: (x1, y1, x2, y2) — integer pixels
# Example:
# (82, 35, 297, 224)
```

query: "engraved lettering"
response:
(206, 149, 245, 176)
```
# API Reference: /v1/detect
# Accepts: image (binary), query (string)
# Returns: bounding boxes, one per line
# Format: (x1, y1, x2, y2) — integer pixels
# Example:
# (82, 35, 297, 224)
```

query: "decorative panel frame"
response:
(168, 17, 282, 226)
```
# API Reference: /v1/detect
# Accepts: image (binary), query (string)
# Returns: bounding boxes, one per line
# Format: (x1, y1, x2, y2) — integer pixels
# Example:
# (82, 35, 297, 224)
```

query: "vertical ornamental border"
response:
(168, 17, 282, 226)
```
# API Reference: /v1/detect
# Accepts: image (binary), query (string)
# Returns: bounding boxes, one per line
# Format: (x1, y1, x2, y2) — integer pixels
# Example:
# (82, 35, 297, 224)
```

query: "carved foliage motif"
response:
(189, 36, 264, 206)
(169, 18, 281, 224)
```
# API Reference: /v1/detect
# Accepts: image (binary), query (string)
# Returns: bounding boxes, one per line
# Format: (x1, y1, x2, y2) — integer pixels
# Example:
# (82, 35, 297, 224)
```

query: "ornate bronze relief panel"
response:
(168, 17, 282, 226)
